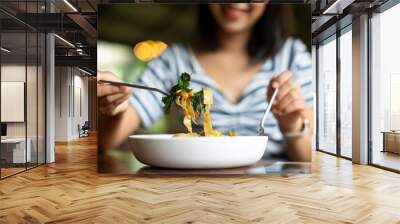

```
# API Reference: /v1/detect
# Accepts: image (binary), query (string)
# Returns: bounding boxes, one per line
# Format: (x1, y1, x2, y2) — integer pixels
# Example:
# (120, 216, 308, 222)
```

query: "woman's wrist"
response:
(278, 116, 303, 133)
(282, 118, 310, 140)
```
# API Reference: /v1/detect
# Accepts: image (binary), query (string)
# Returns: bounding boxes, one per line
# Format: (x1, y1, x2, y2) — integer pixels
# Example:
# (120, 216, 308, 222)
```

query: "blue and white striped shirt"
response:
(129, 37, 313, 155)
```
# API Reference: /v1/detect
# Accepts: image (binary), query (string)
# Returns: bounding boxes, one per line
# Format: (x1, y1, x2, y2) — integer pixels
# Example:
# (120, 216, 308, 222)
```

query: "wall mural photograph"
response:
(97, 3, 314, 175)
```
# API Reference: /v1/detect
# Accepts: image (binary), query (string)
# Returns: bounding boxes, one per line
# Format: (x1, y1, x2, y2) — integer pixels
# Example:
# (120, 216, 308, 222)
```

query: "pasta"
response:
(175, 89, 196, 133)
(162, 73, 236, 137)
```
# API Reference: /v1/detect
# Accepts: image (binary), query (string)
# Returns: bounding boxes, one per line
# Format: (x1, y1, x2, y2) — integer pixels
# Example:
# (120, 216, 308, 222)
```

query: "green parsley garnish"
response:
(162, 73, 205, 116)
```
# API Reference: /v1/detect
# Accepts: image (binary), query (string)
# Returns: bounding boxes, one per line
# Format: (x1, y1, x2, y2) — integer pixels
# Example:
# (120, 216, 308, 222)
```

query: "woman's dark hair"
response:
(195, 4, 294, 64)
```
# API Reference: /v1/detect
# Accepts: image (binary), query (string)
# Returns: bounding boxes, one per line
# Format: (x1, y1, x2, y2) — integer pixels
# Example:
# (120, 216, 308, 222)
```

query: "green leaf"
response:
(162, 95, 174, 114)
(178, 72, 191, 90)
(192, 89, 204, 116)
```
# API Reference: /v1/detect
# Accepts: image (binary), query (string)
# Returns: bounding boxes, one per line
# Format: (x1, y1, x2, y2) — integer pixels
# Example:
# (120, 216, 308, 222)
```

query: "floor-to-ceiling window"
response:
(339, 27, 352, 158)
(314, 0, 399, 171)
(0, 1, 46, 179)
(370, 2, 400, 171)
(316, 23, 353, 159)
(317, 36, 337, 154)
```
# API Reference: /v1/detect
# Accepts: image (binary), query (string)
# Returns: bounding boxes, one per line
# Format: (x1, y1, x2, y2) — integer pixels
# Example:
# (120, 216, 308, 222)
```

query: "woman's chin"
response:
(220, 22, 251, 35)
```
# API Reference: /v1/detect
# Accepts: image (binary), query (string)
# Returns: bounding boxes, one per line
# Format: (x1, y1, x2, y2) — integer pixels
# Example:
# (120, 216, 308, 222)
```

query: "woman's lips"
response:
(222, 6, 250, 20)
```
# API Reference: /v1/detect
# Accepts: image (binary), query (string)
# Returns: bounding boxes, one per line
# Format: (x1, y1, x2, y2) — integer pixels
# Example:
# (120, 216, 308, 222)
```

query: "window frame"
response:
(315, 21, 353, 160)
(367, 0, 400, 173)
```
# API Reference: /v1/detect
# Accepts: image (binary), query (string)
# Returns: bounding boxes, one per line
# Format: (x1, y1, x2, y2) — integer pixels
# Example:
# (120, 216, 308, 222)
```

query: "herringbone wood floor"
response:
(1, 135, 400, 224)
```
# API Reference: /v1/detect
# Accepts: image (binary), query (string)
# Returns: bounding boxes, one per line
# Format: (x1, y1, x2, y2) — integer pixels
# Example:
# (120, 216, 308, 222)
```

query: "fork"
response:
(98, 80, 169, 96)
(258, 88, 278, 136)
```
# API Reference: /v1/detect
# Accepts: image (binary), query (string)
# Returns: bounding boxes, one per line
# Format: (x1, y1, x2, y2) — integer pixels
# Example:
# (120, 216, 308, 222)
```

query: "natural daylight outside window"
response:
(317, 37, 337, 155)
(339, 29, 352, 158)
(371, 3, 400, 171)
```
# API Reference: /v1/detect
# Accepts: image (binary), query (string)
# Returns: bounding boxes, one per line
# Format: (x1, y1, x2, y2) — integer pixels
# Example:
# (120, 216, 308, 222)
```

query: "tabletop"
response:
(98, 149, 311, 176)
(1, 138, 27, 143)
(381, 131, 400, 134)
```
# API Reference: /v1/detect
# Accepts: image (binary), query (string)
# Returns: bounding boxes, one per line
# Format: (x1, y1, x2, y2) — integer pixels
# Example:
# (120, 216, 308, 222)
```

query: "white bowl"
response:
(128, 134, 268, 169)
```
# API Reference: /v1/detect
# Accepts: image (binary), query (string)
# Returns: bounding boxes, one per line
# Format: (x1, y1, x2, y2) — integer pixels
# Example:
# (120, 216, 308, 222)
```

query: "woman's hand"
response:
(97, 71, 133, 116)
(267, 71, 310, 134)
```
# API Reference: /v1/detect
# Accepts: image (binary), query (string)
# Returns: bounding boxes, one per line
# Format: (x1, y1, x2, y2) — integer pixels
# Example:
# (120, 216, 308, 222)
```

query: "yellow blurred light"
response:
(133, 40, 167, 62)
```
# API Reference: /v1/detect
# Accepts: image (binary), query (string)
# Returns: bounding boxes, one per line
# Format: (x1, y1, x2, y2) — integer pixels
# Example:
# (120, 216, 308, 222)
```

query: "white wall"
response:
(72, 73, 89, 137)
(1, 65, 26, 137)
(54, 67, 89, 141)
(1, 65, 40, 138)
(55, 67, 70, 141)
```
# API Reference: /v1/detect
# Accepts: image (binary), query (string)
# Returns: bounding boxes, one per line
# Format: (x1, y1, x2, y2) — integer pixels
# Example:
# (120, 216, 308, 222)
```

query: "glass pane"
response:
(340, 29, 352, 158)
(27, 30, 38, 169)
(312, 46, 317, 150)
(1, 30, 27, 177)
(318, 37, 337, 154)
(38, 33, 45, 165)
(26, 0, 39, 170)
(371, 3, 400, 171)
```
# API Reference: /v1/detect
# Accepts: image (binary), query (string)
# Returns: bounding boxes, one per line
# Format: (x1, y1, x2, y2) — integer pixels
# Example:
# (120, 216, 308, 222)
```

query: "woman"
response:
(98, 3, 314, 161)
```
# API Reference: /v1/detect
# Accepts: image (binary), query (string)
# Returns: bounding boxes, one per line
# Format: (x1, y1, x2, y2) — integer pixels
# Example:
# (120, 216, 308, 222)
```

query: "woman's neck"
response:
(217, 30, 250, 55)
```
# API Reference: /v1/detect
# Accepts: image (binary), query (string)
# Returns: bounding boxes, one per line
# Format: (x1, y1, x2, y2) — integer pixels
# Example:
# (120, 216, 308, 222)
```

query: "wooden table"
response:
(381, 131, 400, 154)
(98, 149, 311, 176)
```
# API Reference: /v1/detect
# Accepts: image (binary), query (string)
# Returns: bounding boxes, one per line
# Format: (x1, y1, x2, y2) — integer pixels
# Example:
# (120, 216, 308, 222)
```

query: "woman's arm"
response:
(98, 106, 141, 149)
(267, 71, 313, 162)
(282, 108, 314, 162)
